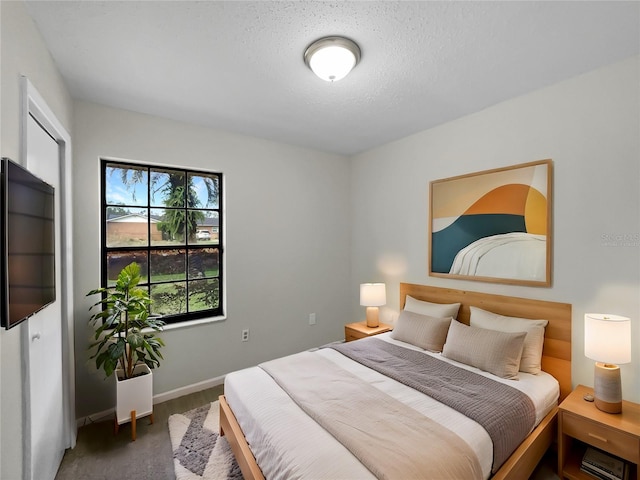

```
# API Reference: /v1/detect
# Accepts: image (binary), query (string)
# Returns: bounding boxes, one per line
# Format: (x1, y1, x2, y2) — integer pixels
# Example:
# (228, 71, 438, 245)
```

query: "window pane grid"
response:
(101, 159, 223, 324)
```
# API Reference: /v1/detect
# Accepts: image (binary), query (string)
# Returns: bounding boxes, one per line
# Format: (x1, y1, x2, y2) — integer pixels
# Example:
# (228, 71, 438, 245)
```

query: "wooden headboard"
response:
(400, 283, 572, 401)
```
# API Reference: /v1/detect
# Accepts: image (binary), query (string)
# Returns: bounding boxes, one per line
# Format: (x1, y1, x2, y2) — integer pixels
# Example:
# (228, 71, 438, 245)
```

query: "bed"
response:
(219, 283, 572, 480)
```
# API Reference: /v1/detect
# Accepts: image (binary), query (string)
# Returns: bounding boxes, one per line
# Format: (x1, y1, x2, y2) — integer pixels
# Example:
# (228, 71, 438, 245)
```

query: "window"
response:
(100, 159, 223, 325)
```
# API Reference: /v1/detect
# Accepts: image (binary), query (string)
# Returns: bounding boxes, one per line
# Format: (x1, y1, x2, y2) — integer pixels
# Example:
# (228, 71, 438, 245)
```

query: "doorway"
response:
(21, 77, 76, 480)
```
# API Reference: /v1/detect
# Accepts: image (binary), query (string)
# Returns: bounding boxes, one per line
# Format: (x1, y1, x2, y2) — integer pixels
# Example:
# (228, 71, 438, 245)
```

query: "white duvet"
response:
(224, 333, 559, 480)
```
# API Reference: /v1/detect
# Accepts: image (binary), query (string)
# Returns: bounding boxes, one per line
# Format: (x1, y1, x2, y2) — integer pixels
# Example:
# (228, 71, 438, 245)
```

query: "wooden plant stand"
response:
(114, 409, 154, 441)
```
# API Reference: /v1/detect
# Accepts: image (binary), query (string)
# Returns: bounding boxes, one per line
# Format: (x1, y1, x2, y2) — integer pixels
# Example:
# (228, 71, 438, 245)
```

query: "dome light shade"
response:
(304, 36, 361, 82)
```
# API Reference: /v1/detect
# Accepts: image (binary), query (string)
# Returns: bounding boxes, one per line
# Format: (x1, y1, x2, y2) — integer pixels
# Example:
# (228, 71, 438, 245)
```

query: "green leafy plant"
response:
(87, 262, 165, 379)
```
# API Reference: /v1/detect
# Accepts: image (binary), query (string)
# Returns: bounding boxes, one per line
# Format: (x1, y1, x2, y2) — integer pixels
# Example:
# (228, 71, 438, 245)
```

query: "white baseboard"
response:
(153, 374, 225, 404)
(76, 374, 226, 428)
(76, 406, 115, 428)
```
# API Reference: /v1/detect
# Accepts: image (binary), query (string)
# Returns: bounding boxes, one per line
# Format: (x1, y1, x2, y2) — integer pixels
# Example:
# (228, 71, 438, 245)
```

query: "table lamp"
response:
(360, 283, 386, 328)
(584, 313, 631, 413)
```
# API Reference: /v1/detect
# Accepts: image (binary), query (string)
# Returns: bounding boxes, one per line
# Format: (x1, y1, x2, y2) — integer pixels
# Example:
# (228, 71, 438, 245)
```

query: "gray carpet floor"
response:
(55, 385, 224, 480)
(55, 383, 558, 480)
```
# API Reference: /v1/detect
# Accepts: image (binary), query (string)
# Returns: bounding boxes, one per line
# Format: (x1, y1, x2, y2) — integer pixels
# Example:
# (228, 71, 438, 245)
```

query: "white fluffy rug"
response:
(168, 401, 243, 480)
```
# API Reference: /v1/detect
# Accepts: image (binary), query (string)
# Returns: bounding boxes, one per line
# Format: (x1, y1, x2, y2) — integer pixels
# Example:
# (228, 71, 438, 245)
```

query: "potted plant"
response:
(87, 262, 165, 439)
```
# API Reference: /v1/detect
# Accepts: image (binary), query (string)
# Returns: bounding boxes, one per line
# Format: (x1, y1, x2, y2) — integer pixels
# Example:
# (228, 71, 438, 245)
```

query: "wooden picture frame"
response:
(429, 159, 552, 287)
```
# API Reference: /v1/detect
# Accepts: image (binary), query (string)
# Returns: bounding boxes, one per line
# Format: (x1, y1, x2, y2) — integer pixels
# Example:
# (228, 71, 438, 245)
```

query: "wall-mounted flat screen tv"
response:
(1, 157, 56, 329)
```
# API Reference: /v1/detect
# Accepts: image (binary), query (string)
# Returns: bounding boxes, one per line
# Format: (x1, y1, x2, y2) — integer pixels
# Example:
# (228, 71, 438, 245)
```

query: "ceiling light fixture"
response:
(304, 36, 361, 82)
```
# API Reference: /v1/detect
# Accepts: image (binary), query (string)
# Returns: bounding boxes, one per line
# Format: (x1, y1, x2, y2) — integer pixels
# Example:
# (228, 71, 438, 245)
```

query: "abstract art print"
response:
(429, 159, 552, 287)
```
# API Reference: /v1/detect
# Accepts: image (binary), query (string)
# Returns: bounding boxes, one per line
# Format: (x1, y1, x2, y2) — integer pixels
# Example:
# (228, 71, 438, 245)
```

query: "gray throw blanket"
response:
(330, 337, 536, 472)
(261, 351, 483, 480)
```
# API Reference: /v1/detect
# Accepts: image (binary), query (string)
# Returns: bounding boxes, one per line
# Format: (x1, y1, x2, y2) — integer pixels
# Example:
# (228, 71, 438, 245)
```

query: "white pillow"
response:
(442, 321, 526, 380)
(390, 310, 452, 352)
(469, 306, 548, 375)
(404, 295, 461, 319)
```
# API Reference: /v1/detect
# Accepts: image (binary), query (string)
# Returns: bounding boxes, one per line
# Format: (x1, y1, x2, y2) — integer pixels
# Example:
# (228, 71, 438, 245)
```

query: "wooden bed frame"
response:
(219, 283, 572, 480)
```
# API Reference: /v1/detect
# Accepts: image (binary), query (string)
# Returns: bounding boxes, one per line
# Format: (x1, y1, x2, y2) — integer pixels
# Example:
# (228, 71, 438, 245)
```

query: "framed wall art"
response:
(429, 159, 552, 287)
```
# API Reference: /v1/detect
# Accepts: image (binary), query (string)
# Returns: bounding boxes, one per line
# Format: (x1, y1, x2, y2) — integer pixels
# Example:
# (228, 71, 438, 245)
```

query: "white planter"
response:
(115, 363, 153, 425)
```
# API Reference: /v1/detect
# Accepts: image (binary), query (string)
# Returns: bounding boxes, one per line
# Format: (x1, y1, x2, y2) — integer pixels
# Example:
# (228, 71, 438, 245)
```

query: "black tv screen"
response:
(1, 157, 56, 329)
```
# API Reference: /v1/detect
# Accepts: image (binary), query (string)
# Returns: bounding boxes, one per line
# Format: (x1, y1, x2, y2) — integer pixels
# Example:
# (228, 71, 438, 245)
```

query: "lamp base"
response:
(594, 362, 622, 414)
(365, 307, 379, 328)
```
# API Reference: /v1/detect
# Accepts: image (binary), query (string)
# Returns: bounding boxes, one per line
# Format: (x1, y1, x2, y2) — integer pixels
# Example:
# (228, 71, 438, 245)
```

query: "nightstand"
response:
(558, 384, 640, 480)
(344, 321, 392, 342)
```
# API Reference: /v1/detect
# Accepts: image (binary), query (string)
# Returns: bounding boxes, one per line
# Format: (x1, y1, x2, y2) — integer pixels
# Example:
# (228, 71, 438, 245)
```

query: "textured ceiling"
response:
(24, 1, 640, 155)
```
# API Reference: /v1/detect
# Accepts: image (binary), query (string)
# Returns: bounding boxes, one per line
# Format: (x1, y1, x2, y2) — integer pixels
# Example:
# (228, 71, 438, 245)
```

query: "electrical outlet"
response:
(241, 329, 249, 342)
(308, 313, 316, 325)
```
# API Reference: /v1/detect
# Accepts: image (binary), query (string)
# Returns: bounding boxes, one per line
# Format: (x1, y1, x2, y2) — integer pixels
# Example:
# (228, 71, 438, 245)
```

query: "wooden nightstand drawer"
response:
(344, 322, 392, 342)
(563, 411, 640, 463)
(345, 331, 364, 342)
(559, 386, 640, 480)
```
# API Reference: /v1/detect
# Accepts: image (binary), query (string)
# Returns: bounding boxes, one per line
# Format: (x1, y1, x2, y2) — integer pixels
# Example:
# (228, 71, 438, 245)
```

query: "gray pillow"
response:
(404, 295, 461, 319)
(442, 321, 526, 380)
(390, 310, 452, 352)
(469, 306, 548, 375)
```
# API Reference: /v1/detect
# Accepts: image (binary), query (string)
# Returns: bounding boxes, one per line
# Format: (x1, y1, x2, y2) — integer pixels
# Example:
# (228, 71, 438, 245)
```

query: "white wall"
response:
(0, 2, 74, 478)
(3, 0, 639, 457)
(350, 56, 640, 402)
(72, 101, 351, 417)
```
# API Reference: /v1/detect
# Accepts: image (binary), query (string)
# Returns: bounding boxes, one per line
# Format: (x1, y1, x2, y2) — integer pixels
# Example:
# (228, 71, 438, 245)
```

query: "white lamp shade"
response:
(584, 313, 631, 364)
(360, 283, 386, 307)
